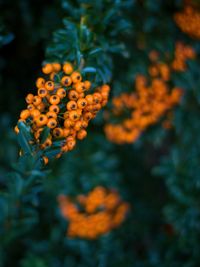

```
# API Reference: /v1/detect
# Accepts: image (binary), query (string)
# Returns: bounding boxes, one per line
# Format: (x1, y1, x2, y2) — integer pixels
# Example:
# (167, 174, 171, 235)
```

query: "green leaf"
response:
(17, 122, 33, 154)
(88, 48, 103, 56)
(18, 121, 32, 140)
(44, 148, 61, 158)
(82, 67, 97, 74)
(40, 127, 50, 144)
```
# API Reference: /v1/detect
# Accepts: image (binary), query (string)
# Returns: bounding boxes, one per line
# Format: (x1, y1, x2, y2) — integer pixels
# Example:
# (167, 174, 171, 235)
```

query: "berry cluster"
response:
(148, 61, 170, 81)
(15, 62, 110, 161)
(104, 75, 182, 144)
(58, 186, 129, 239)
(172, 42, 196, 71)
(148, 42, 195, 75)
(174, 5, 200, 39)
(104, 42, 196, 144)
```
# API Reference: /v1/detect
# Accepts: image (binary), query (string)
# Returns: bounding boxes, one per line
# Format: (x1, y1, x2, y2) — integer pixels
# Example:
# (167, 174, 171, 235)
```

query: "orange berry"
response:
(85, 105, 93, 112)
(49, 105, 60, 114)
(77, 129, 87, 140)
(64, 119, 74, 128)
(33, 96, 42, 106)
(61, 76, 72, 86)
(37, 102, 46, 112)
(20, 109, 31, 120)
(74, 82, 85, 93)
(57, 88, 66, 99)
(76, 109, 83, 116)
(74, 121, 82, 131)
(46, 111, 57, 119)
(63, 128, 70, 137)
(43, 156, 49, 165)
(101, 84, 110, 93)
(101, 99, 108, 106)
(63, 111, 69, 119)
(56, 153, 63, 158)
(69, 129, 76, 137)
(93, 92, 102, 104)
(38, 88, 48, 98)
(36, 114, 48, 127)
(101, 91, 109, 100)
(78, 92, 85, 98)
(81, 120, 88, 128)
(49, 95, 60, 105)
(25, 94, 34, 104)
(67, 139, 76, 151)
(92, 104, 102, 112)
(69, 111, 80, 121)
(61, 144, 69, 152)
(47, 118, 57, 129)
(34, 128, 43, 139)
(14, 125, 19, 134)
(83, 112, 93, 121)
(66, 135, 75, 142)
(30, 109, 40, 119)
(42, 137, 52, 147)
(63, 62, 74, 75)
(84, 80, 91, 90)
(66, 101, 77, 111)
(27, 104, 35, 111)
(85, 94, 93, 105)
(68, 90, 79, 101)
(77, 98, 87, 109)
(36, 77, 45, 88)
(53, 128, 63, 138)
(71, 71, 82, 83)
(52, 62, 61, 72)
(50, 72, 56, 81)
(45, 81, 55, 91)
(42, 63, 53, 74)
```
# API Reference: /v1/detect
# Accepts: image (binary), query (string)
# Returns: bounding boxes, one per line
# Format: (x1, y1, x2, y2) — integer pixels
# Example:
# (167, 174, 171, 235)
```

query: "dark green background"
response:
(0, 0, 200, 266)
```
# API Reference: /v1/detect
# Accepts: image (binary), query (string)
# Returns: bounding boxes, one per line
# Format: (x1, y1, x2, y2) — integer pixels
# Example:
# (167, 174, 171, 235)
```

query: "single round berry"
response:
(77, 98, 87, 109)
(63, 62, 74, 75)
(38, 88, 48, 98)
(77, 129, 87, 140)
(49, 105, 60, 114)
(42, 63, 53, 74)
(68, 90, 79, 101)
(33, 96, 42, 106)
(69, 111, 80, 121)
(49, 95, 60, 105)
(36, 114, 48, 127)
(53, 128, 63, 138)
(71, 71, 82, 84)
(57, 88, 66, 99)
(85, 94, 94, 105)
(52, 62, 61, 72)
(61, 76, 72, 86)
(93, 93, 102, 104)
(45, 81, 55, 91)
(36, 77, 45, 88)
(66, 101, 77, 111)
(26, 94, 34, 104)
(75, 82, 86, 93)
(20, 109, 30, 120)
(27, 104, 35, 111)
(84, 80, 91, 90)
(47, 118, 57, 129)
(46, 111, 57, 119)
(30, 109, 41, 119)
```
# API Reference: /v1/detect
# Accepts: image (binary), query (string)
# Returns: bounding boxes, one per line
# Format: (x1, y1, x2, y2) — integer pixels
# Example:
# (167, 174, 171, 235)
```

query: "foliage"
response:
(0, 0, 200, 267)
